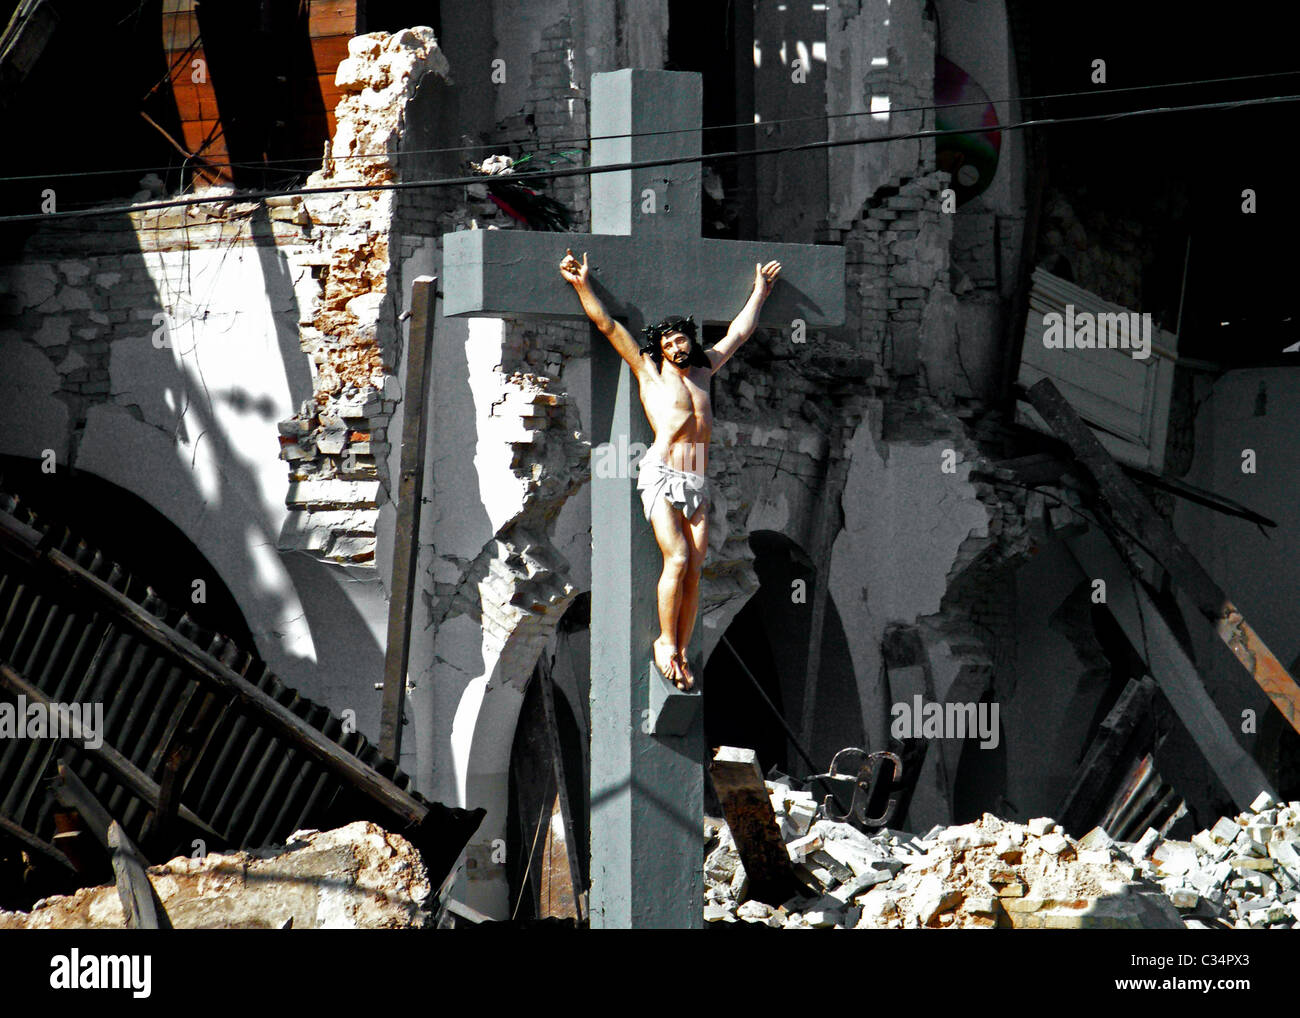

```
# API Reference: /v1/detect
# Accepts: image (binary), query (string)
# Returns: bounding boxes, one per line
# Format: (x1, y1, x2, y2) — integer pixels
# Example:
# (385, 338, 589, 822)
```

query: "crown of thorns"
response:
(641, 315, 697, 346)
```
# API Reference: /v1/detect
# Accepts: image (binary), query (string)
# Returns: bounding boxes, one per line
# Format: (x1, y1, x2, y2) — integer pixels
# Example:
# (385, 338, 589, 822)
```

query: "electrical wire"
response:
(512, 767, 553, 921)
(4, 65, 1298, 185)
(4, 89, 1298, 226)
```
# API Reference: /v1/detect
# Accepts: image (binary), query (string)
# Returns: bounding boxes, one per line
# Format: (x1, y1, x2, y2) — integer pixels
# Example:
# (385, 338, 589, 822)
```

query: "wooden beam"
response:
(108, 821, 173, 930)
(537, 654, 585, 920)
(0, 517, 429, 828)
(380, 275, 437, 761)
(1026, 377, 1300, 737)
(1057, 676, 1157, 836)
(54, 761, 115, 851)
(708, 746, 803, 907)
(0, 0, 59, 90)
(1065, 526, 1275, 810)
(152, 738, 192, 853)
(798, 423, 849, 757)
(0, 662, 220, 840)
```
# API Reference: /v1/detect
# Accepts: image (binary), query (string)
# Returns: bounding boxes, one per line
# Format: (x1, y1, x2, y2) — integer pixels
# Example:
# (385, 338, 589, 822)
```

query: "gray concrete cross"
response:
(441, 69, 844, 927)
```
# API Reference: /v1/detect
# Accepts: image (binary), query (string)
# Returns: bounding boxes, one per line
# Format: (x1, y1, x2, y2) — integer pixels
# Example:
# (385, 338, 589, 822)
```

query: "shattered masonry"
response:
(0, 822, 435, 930)
(706, 783, 1300, 929)
(278, 29, 451, 566)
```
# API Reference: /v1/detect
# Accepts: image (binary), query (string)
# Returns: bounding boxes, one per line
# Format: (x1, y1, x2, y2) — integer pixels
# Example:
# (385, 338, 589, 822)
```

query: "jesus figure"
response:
(560, 248, 781, 691)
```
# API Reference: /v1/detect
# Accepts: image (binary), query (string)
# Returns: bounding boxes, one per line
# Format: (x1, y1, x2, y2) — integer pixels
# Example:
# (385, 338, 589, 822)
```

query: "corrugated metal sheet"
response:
(0, 489, 420, 862)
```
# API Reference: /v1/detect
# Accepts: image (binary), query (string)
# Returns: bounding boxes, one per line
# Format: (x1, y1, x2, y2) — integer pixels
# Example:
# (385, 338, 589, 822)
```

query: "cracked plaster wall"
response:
(0, 31, 461, 737)
(0, 209, 375, 712)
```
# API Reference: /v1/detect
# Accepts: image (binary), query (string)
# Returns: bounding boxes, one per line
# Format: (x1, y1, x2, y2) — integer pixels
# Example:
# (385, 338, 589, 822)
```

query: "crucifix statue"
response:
(560, 249, 782, 691)
(441, 69, 843, 927)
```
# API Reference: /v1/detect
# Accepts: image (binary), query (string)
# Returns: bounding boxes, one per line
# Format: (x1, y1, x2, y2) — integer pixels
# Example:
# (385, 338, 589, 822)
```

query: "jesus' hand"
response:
(755, 259, 781, 298)
(560, 248, 589, 288)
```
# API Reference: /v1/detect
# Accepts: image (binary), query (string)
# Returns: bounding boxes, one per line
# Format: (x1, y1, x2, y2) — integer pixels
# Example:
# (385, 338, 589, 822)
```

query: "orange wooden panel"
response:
(308, 2, 359, 38)
(170, 83, 221, 124)
(312, 34, 350, 73)
(161, 10, 200, 43)
(182, 119, 227, 159)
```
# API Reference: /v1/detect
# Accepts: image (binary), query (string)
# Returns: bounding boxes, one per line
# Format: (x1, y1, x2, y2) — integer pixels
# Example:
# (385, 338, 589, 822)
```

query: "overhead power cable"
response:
(3, 66, 1297, 185)
(3, 90, 1298, 226)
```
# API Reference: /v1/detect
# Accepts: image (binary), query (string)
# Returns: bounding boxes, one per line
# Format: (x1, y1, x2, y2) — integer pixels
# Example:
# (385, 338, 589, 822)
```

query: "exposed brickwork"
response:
(0, 202, 314, 464)
(278, 28, 451, 566)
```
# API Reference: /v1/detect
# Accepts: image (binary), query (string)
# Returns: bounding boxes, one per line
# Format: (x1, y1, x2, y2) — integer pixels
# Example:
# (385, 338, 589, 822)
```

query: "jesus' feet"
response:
(653, 637, 683, 688)
(673, 650, 696, 691)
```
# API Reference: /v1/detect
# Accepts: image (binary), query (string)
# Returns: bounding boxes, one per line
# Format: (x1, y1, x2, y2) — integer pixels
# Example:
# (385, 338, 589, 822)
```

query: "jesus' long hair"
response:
(639, 315, 711, 368)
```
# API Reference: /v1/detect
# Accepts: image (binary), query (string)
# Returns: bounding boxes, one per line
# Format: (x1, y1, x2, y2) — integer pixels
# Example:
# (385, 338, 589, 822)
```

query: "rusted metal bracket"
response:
(807, 748, 904, 832)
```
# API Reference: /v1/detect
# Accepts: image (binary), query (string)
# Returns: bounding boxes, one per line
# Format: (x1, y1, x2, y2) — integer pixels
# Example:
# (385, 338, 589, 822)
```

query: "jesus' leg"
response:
(673, 505, 709, 690)
(649, 495, 691, 688)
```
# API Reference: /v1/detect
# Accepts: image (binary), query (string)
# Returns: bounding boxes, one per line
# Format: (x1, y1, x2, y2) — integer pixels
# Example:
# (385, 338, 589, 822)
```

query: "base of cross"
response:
(646, 659, 701, 736)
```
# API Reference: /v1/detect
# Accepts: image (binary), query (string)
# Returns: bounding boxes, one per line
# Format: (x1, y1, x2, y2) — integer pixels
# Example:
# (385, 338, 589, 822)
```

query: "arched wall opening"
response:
(0, 454, 254, 650)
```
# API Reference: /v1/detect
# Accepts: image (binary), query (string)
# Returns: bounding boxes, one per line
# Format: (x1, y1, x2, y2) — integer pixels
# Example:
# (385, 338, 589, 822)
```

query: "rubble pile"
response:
(0, 822, 434, 930)
(1138, 791, 1300, 929)
(704, 782, 1300, 929)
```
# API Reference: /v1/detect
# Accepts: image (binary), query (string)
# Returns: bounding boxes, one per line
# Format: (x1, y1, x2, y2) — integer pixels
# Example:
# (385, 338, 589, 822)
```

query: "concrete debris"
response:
(0, 822, 434, 929)
(704, 778, 1300, 929)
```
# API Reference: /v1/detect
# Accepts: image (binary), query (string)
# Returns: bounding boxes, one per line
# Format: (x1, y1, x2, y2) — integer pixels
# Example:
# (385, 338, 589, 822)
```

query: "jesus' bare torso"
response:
(560, 249, 780, 690)
(641, 354, 711, 473)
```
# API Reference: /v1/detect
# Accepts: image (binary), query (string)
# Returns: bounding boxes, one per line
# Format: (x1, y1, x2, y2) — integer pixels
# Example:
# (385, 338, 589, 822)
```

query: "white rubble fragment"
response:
(1210, 817, 1242, 844)
(1133, 827, 1161, 859)
(1039, 833, 1072, 856)
(1251, 791, 1278, 812)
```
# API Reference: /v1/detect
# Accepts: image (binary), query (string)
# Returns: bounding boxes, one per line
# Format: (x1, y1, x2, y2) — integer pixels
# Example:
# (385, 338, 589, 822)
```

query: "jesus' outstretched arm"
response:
(706, 260, 781, 372)
(559, 248, 645, 376)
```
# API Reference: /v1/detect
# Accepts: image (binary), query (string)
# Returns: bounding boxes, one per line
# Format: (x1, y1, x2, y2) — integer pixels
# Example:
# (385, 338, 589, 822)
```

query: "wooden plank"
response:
(317, 71, 342, 106)
(1065, 526, 1275, 810)
(708, 746, 803, 906)
(170, 82, 221, 124)
(152, 740, 190, 852)
(0, 517, 428, 828)
(161, 10, 200, 42)
(1018, 364, 1146, 443)
(1027, 377, 1300, 738)
(108, 821, 173, 930)
(1021, 316, 1150, 395)
(798, 422, 849, 755)
(379, 278, 437, 760)
(1057, 676, 1157, 835)
(308, 2, 359, 38)
(312, 34, 350, 72)
(537, 654, 585, 919)
(0, 662, 220, 839)
(54, 761, 114, 850)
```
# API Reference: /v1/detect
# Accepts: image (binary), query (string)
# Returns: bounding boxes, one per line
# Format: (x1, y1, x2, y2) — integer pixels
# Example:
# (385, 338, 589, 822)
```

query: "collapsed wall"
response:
(276, 28, 452, 566)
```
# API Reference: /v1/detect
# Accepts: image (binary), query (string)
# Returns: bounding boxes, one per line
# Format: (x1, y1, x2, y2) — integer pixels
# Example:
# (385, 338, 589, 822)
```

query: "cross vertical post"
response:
(587, 70, 705, 928)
